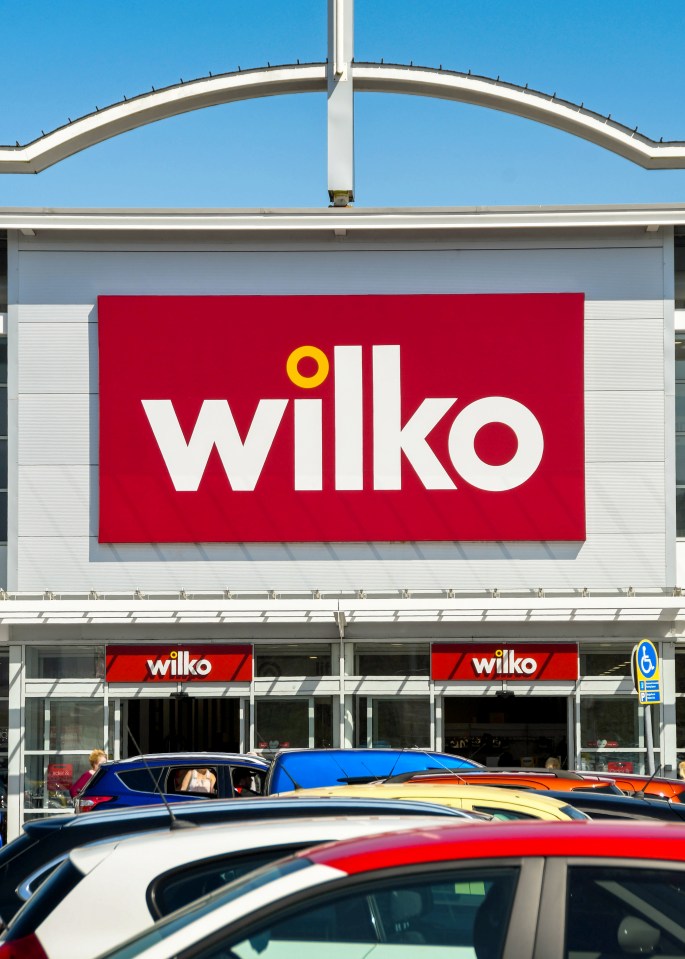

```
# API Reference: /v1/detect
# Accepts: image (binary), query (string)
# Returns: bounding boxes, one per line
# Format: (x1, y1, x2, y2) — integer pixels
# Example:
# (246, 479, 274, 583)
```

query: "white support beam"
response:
(327, 0, 354, 204)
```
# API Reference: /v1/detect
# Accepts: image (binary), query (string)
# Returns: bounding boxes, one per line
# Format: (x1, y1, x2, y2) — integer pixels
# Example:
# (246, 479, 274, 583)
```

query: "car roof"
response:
(276, 782, 578, 815)
(397, 769, 618, 788)
(541, 789, 685, 818)
(267, 748, 479, 790)
(302, 819, 685, 872)
(19, 794, 471, 837)
(69, 813, 461, 875)
(98, 753, 269, 769)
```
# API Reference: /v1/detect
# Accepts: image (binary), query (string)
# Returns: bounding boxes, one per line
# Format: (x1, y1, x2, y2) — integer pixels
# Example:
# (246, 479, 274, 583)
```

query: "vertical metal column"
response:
(327, 0, 354, 205)
(7, 642, 23, 841)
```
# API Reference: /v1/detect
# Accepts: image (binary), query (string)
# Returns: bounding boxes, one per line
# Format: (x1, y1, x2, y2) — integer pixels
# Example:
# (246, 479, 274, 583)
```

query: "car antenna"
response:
(126, 726, 196, 830)
(382, 748, 467, 785)
(632, 763, 662, 800)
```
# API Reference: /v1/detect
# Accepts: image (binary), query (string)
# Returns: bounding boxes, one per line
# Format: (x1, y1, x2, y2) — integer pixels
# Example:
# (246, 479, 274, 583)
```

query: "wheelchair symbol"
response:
(639, 645, 656, 676)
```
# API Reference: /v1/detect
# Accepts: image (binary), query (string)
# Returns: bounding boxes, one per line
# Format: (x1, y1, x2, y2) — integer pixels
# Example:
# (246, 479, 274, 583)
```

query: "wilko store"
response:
(1, 205, 685, 840)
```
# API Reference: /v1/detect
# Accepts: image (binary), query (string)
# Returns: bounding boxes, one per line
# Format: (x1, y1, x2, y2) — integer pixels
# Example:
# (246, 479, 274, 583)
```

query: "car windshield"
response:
(98, 857, 311, 959)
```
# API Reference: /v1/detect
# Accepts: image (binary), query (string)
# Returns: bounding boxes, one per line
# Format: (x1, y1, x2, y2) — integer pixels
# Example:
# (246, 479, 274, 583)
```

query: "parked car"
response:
(598, 771, 685, 802)
(542, 788, 685, 822)
(94, 820, 685, 959)
(0, 794, 471, 925)
(390, 767, 623, 794)
(264, 747, 481, 794)
(0, 812, 472, 959)
(75, 748, 480, 813)
(74, 752, 269, 812)
(273, 781, 589, 820)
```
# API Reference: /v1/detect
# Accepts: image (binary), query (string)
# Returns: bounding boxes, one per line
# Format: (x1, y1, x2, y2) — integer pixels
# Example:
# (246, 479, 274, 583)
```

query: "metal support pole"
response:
(644, 704, 655, 775)
(327, 0, 354, 204)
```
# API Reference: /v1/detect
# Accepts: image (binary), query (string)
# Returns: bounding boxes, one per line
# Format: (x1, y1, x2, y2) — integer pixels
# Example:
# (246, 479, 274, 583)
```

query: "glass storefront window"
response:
(254, 646, 333, 678)
(24, 753, 88, 811)
(578, 751, 651, 776)
(357, 697, 430, 748)
(676, 651, 685, 692)
(355, 644, 429, 676)
(25, 646, 105, 679)
(676, 698, 685, 752)
(579, 649, 632, 678)
(580, 697, 656, 749)
(25, 699, 104, 751)
(254, 698, 333, 750)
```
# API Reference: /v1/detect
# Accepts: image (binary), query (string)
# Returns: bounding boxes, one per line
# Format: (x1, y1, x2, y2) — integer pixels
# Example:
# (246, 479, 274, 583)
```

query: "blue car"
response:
(265, 747, 481, 794)
(74, 753, 269, 812)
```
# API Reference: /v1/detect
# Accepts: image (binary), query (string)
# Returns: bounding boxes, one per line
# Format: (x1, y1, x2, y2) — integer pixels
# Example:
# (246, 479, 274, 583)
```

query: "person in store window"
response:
(180, 767, 217, 794)
(69, 748, 107, 799)
(679, 760, 685, 781)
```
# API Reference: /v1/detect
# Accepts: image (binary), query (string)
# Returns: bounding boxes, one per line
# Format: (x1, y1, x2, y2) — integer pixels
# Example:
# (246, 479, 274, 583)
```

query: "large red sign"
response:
(106, 644, 253, 683)
(432, 643, 579, 682)
(98, 294, 585, 543)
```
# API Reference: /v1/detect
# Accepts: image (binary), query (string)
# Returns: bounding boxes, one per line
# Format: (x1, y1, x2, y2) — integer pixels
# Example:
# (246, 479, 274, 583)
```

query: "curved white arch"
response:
(1, 61, 684, 174)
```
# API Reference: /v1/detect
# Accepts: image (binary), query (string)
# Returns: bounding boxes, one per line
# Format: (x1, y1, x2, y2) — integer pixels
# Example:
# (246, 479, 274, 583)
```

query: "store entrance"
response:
(120, 698, 241, 757)
(444, 695, 568, 768)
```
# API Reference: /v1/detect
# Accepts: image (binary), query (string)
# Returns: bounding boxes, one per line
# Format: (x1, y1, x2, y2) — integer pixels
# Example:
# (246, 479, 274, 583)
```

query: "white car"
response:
(0, 813, 468, 959)
(79, 820, 685, 959)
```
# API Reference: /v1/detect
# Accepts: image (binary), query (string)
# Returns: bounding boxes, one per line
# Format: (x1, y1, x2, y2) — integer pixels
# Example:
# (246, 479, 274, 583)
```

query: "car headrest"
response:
(616, 915, 660, 955)
(390, 890, 423, 923)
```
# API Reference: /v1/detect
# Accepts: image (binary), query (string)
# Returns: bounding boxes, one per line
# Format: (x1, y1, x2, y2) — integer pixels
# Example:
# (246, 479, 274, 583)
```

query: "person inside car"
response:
(180, 767, 217, 794)
(233, 769, 259, 796)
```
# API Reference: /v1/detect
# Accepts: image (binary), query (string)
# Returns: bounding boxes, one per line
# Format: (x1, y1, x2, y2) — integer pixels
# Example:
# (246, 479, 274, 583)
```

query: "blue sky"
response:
(1, 0, 685, 208)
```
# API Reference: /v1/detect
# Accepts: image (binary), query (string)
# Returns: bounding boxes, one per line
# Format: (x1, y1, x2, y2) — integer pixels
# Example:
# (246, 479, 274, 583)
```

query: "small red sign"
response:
(47, 763, 73, 790)
(607, 761, 633, 773)
(98, 293, 585, 543)
(432, 643, 578, 682)
(106, 644, 252, 683)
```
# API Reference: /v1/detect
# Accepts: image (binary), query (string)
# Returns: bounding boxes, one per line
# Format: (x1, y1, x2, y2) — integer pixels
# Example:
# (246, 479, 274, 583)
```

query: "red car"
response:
(101, 820, 685, 959)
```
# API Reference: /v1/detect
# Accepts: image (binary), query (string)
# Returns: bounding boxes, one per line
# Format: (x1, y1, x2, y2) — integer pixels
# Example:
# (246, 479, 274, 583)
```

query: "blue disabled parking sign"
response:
(633, 639, 661, 704)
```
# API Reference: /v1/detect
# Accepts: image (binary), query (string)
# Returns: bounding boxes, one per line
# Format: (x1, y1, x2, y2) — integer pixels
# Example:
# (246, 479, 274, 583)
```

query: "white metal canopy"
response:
(1, 62, 684, 176)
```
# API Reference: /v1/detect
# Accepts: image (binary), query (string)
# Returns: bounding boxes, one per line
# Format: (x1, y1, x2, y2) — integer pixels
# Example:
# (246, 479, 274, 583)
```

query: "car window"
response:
(150, 844, 314, 917)
(16, 854, 67, 901)
(229, 767, 265, 797)
(101, 859, 313, 959)
(565, 864, 685, 959)
(471, 806, 539, 821)
(574, 785, 620, 795)
(169, 768, 218, 796)
(117, 768, 167, 793)
(558, 805, 590, 821)
(196, 867, 520, 959)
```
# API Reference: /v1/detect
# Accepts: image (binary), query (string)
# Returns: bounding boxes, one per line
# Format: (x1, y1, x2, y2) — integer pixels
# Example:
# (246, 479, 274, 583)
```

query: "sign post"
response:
(631, 640, 661, 775)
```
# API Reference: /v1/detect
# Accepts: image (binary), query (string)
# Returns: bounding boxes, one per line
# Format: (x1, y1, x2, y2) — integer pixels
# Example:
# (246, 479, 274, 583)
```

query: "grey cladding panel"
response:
(19, 323, 94, 394)
(18, 466, 92, 537)
(18, 395, 95, 465)
(586, 464, 665, 534)
(17, 246, 663, 302)
(585, 320, 663, 391)
(16, 535, 667, 592)
(585, 392, 664, 462)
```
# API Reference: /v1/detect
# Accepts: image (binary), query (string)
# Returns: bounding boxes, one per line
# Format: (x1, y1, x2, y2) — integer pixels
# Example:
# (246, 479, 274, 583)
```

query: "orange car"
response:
(598, 773, 685, 803)
(389, 768, 623, 794)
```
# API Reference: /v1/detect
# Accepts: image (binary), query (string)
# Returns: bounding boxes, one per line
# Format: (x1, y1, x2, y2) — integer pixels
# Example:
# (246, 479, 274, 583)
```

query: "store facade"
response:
(1, 206, 685, 841)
